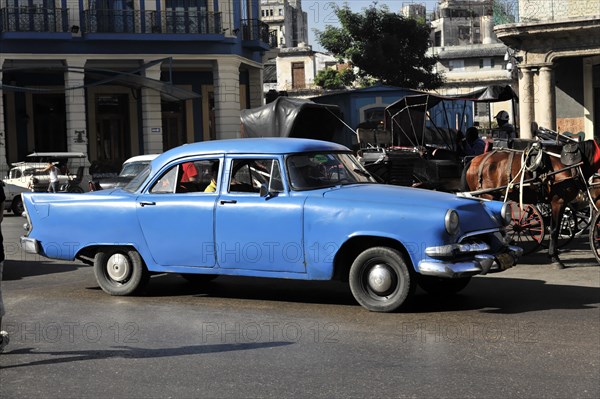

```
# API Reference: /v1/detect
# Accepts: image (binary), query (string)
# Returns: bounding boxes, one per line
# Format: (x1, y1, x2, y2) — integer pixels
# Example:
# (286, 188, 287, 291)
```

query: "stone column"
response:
(0, 69, 7, 175)
(64, 58, 89, 158)
(583, 59, 595, 140)
(213, 58, 241, 139)
(538, 65, 556, 131)
(248, 68, 264, 109)
(518, 66, 535, 139)
(141, 63, 163, 154)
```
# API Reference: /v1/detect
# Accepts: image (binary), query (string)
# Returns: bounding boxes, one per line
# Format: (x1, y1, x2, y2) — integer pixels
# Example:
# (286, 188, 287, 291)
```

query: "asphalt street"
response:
(0, 213, 598, 398)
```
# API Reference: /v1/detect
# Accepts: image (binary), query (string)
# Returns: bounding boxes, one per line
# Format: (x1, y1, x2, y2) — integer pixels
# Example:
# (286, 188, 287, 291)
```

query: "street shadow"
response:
(406, 276, 600, 314)
(126, 273, 600, 315)
(2, 260, 83, 281)
(141, 274, 358, 307)
(0, 341, 292, 369)
(520, 234, 599, 267)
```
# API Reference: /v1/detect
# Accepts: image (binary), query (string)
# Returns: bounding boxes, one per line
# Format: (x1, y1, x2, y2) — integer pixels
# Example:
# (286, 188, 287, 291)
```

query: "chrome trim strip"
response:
(419, 247, 521, 278)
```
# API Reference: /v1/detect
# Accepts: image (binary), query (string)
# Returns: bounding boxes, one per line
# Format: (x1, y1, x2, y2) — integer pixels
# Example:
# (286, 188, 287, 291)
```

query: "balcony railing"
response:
(82, 9, 222, 34)
(0, 6, 68, 33)
(241, 19, 276, 47)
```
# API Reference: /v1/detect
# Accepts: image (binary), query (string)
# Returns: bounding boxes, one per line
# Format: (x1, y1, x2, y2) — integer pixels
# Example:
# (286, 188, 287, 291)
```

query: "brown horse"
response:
(463, 140, 600, 266)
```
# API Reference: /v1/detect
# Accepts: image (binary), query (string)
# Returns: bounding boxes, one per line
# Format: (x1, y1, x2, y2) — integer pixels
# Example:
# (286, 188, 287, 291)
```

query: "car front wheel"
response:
(349, 246, 415, 312)
(94, 247, 149, 296)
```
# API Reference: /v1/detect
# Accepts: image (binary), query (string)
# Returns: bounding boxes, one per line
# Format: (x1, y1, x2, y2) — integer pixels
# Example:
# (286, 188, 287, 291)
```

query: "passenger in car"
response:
(204, 162, 219, 193)
(180, 162, 198, 182)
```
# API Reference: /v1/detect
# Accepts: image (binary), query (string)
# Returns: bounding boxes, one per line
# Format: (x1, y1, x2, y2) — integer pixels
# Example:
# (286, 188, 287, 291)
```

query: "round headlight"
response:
(445, 209, 460, 235)
(501, 202, 512, 226)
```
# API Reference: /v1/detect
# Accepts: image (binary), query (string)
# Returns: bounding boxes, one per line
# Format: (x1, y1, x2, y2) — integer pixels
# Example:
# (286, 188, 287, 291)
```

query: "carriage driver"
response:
(495, 110, 516, 140)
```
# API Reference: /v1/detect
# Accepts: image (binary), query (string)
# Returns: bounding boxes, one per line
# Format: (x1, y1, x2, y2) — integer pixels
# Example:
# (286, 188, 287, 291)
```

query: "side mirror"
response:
(259, 184, 279, 199)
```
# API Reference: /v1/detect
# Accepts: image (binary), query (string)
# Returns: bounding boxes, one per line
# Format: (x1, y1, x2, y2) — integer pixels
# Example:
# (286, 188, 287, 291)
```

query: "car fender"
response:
(22, 192, 151, 262)
(302, 197, 449, 278)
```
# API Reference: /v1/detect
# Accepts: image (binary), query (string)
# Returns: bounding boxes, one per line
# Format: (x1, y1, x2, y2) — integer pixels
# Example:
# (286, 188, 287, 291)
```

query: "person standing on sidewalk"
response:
(0, 182, 9, 353)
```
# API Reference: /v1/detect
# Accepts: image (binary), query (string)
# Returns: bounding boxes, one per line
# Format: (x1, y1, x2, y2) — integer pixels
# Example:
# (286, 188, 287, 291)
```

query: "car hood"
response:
(322, 184, 474, 208)
(321, 184, 500, 230)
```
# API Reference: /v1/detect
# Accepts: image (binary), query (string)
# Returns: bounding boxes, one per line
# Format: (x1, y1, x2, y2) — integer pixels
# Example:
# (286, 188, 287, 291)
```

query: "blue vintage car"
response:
(20, 138, 521, 312)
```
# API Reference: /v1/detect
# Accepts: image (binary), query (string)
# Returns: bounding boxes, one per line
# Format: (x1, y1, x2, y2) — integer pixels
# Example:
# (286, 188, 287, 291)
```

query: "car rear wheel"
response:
(349, 246, 415, 312)
(11, 196, 24, 216)
(94, 247, 149, 296)
(418, 276, 471, 296)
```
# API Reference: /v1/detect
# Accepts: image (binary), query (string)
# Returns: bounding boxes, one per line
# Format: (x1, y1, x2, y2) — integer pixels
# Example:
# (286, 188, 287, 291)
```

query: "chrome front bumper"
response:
(20, 237, 41, 254)
(418, 245, 523, 278)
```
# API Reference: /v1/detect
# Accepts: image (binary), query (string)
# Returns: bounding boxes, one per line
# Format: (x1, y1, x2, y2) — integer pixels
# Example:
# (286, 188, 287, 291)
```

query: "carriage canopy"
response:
(240, 97, 351, 146)
(383, 85, 518, 149)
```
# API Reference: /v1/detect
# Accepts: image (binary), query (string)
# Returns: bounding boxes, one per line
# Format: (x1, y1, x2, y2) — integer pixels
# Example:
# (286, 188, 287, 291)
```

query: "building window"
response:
(479, 58, 494, 69)
(279, 8, 283, 16)
(448, 60, 464, 71)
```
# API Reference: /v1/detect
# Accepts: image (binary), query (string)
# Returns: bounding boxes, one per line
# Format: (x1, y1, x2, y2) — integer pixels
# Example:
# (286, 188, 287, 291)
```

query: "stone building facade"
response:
(495, 0, 600, 139)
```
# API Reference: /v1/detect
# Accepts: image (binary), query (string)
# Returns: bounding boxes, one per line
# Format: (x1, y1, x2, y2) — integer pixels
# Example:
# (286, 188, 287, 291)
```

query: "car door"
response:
(215, 156, 306, 273)
(136, 158, 222, 267)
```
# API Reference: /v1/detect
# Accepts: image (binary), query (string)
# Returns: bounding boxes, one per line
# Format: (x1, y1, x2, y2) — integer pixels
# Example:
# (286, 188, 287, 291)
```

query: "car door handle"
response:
(139, 201, 156, 207)
(220, 200, 237, 205)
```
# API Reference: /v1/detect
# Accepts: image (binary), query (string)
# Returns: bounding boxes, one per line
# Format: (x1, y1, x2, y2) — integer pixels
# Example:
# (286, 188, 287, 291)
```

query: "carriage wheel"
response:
(506, 203, 545, 255)
(588, 211, 600, 265)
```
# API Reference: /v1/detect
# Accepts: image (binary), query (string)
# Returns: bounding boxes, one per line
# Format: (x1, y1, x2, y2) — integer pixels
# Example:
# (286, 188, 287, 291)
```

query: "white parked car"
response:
(2, 180, 29, 215)
(89, 154, 159, 190)
(3, 152, 87, 215)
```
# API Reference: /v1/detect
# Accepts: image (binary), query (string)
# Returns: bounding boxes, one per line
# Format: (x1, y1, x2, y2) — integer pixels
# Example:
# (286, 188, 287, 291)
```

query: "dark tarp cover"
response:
(240, 97, 351, 145)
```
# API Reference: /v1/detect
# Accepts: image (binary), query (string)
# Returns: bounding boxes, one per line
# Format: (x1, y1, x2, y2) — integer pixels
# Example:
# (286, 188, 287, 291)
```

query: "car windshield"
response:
(120, 161, 150, 177)
(286, 152, 376, 190)
(124, 165, 151, 192)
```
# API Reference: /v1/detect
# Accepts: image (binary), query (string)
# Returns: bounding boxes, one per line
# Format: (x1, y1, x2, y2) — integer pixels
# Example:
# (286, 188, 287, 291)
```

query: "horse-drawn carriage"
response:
(462, 124, 600, 266)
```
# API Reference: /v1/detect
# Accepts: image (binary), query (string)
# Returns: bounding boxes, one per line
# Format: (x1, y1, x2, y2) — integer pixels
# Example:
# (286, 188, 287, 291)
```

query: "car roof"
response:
(155, 138, 350, 165)
(124, 154, 160, 164)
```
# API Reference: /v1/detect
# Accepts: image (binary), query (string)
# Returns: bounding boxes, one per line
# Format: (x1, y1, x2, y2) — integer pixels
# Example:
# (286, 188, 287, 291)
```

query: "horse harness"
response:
(476, 144, 573, 198)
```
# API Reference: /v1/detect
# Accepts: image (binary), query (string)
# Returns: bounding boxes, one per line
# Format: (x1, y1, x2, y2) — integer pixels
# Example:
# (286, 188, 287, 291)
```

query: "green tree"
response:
(315, 4, 443, 90)
(314, 67, 356, 89)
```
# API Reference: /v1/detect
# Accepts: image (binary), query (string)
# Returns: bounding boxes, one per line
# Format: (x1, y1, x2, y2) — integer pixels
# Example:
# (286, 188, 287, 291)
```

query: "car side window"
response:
(229, 159, 283, 194)
(150, 166, 178, 194)
(179, 159, 220, 193)
(149, 159, 221, 194)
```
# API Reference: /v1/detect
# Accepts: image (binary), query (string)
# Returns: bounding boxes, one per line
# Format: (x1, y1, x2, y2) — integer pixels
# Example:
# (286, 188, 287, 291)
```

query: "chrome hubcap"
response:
(106, 254, 130, 282)
(367, 264, 394, 294)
